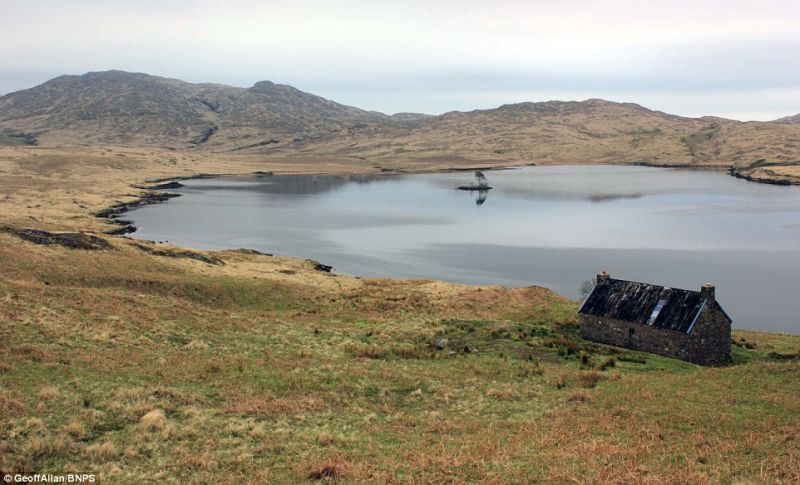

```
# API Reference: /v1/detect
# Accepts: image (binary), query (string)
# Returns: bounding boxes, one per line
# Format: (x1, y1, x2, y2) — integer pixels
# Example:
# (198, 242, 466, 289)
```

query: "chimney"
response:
(701, 283, 715, 305)
(596, 271, 610, 285)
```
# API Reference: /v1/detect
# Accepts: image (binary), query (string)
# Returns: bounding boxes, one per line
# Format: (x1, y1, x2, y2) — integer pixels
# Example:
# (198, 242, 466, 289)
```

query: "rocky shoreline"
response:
(94, 191, 182, 235)
(94, 171, 277, 235)
(728, 167, 797, 186)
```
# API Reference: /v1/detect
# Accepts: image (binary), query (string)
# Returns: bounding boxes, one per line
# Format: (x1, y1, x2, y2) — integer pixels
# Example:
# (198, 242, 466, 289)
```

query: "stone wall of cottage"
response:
(686, 307, 731, 365)
(580, 310, 731, 365)
(580, 315, 695, 362)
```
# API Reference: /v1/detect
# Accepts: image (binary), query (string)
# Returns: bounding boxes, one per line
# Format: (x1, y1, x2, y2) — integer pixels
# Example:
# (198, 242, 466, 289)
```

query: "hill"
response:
(280, 99, 800, 182)
(774, 113, 800, 123)
(0, 70, 395, 147)
(0, 71, 798, 184)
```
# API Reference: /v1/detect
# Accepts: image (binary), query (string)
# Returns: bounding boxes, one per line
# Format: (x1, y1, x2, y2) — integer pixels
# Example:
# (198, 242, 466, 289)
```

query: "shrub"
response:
(578, 279, 595, 297)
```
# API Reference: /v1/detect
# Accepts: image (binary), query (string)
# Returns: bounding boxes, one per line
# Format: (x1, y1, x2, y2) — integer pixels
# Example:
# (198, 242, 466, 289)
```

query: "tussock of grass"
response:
(21, 436, 70, 460)
(543, 336, 580, 355)
(0, 394, 24, 418)
(176, 451, 218, 471)
(85, 441, 117, 461)
(37, 386, 59, 400)
(618, 354, 647, 364)
(486, 385, 518, 401)
(345, 342, 428, 360)
(576, 371, 604, 389)
(549, 374, 568, 389)
(598, 357, 616, 371)
(138, 409, 166, 431)
(61, 420, 86, 439)
(568, 391, 592, 403)
(305, 455, 353, 481)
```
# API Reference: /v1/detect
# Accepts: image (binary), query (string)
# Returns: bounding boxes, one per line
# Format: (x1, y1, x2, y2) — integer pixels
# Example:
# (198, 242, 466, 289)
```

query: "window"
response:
(647, 299, 667, 325)
(629, 328, 635, 337)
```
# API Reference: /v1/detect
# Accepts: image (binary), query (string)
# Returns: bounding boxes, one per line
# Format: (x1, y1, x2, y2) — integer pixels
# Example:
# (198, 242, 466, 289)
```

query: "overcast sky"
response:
(1, 0, 798, 120)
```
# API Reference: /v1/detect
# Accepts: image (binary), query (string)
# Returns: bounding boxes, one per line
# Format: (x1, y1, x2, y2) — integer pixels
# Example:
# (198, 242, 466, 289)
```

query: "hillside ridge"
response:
(1, 70, 798, 184)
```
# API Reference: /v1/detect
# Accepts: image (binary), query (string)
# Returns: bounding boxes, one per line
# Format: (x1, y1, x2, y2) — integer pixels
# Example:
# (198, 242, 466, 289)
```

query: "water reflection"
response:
(127, 165, 800, 333)
(194, 174, 381, 196)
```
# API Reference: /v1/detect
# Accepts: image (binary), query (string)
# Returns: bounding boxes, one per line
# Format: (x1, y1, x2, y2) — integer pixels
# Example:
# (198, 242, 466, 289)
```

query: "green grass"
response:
(1, 235, 798, 483)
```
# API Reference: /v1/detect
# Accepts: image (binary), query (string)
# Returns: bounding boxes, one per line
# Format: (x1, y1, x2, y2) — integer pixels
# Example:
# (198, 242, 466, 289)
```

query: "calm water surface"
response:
(127, 166, 800, 333)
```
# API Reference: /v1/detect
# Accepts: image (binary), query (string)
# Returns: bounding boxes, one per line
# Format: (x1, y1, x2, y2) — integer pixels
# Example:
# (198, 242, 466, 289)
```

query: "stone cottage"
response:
(578, 272, 731, 365)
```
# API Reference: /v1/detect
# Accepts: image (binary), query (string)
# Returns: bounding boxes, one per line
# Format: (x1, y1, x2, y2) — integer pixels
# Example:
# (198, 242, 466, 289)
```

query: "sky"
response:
(1, 0, 798, 120)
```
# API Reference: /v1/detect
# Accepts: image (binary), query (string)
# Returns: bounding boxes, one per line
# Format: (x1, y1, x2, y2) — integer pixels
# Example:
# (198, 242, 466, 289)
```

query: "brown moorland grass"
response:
(0, 145, 799, 482)
(1, 231, 798, 483)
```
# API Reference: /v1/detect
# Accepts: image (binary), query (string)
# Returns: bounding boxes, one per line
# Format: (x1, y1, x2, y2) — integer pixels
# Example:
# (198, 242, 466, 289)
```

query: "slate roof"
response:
(578, 278, 730, 333)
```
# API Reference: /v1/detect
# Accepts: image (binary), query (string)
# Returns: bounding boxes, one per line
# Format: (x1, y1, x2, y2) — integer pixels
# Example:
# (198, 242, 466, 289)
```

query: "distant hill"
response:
(281, 99, 800, 174)
(773, 113, 800, 123)
(0, 70, 395, 147)
(390, 112, 435, 122)
(1, 71, 798, 182)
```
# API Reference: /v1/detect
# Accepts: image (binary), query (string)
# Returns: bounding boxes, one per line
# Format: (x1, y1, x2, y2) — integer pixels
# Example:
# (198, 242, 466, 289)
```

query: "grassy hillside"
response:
(1, 232, 799, 483)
